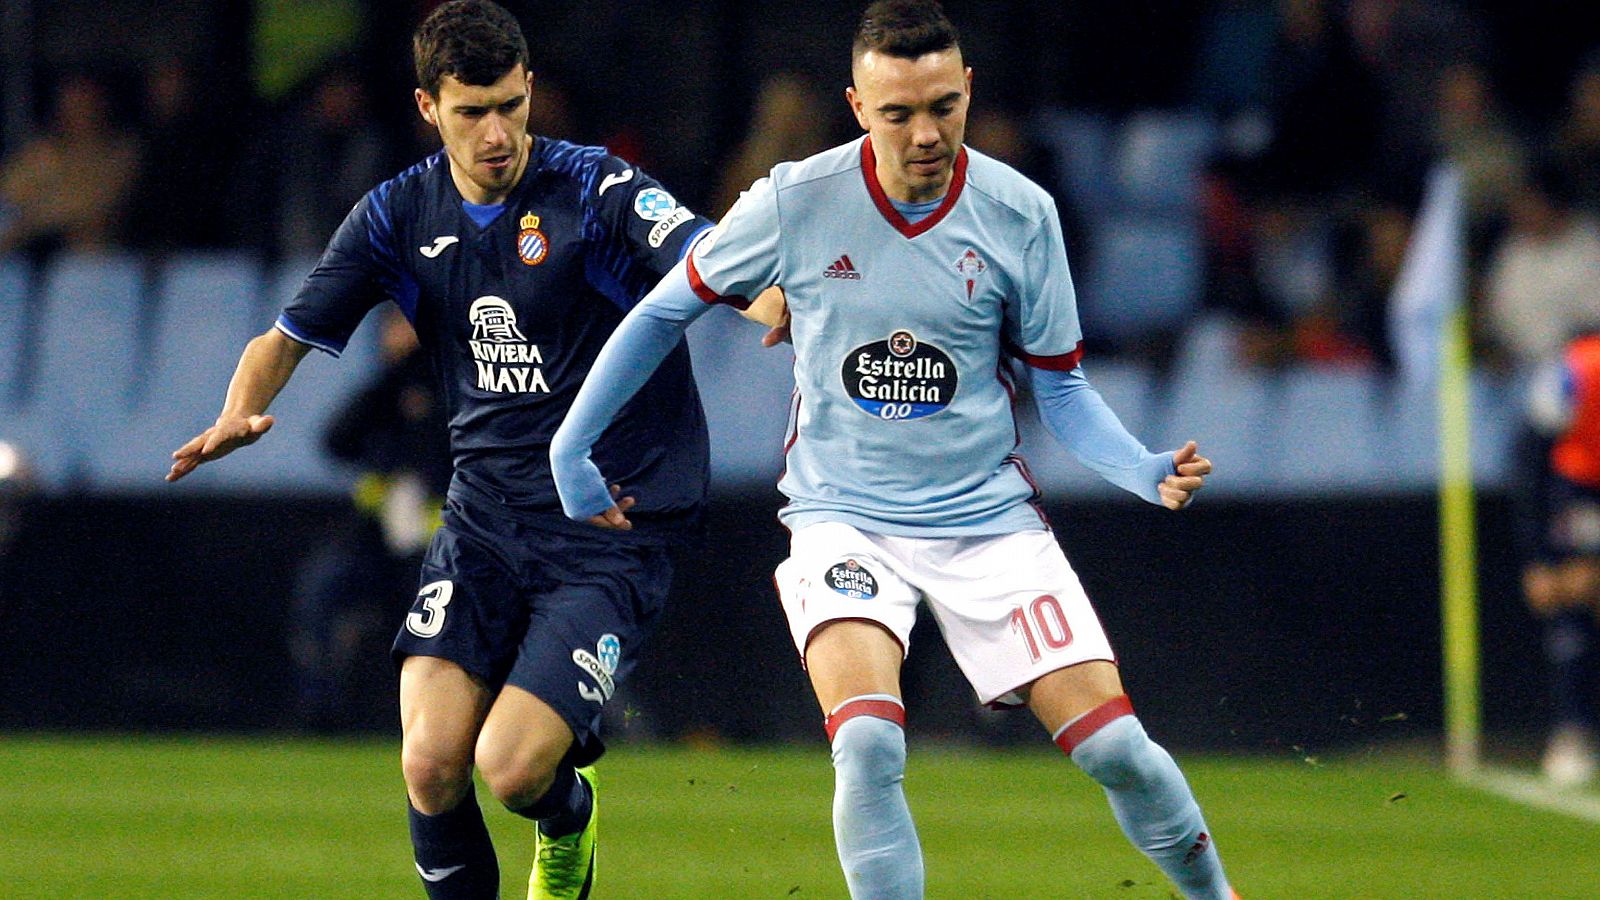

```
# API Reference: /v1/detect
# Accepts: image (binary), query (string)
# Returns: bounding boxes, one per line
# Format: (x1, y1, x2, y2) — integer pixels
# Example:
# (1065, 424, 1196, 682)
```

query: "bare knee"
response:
(402, 742, 474, 815)
(475, 738, 560, 809)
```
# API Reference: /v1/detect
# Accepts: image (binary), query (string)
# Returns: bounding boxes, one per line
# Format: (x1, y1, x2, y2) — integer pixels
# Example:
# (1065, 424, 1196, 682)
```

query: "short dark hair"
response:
(413, 0, 529, 96)
(852, 0, 960, 65)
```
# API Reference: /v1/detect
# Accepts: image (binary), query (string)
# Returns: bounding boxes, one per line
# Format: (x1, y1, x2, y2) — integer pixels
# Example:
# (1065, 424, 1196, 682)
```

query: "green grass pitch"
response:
(2, 734, 1596, 898)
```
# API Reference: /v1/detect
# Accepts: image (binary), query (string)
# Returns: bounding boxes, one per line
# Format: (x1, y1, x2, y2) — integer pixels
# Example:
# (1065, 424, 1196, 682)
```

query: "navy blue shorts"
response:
(392, 498, 672, 767)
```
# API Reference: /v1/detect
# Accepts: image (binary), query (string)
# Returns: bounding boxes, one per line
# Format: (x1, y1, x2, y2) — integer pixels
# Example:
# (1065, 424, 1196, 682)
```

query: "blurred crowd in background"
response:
(1, 0, 1598, 379)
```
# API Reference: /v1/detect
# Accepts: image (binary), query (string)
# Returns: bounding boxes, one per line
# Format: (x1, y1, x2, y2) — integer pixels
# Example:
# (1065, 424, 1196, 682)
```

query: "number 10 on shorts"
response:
(1010, 594, 1073, 662)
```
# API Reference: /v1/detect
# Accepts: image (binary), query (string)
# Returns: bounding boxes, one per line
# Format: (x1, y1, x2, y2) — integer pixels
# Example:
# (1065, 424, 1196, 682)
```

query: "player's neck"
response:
(876, 159, 949, 204)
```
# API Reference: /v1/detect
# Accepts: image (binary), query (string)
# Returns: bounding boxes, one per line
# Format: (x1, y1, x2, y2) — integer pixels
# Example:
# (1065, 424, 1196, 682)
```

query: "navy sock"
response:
(407, 787, 500, 899)
(509, 764, 592, 838)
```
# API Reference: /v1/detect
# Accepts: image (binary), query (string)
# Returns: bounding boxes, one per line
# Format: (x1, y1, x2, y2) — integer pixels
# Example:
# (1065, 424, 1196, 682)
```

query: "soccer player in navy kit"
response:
(554, 2, 1238, 898)
(167, 2, 770, 897)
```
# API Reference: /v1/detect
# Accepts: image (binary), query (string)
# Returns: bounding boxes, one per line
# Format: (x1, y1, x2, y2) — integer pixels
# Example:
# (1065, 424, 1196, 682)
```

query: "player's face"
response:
(848, 48, 971, 202)
(416, 65, 533, 205)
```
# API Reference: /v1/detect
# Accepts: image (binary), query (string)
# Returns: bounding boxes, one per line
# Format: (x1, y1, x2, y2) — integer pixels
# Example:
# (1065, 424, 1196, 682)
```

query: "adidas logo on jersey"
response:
(823, 255, 862, 280)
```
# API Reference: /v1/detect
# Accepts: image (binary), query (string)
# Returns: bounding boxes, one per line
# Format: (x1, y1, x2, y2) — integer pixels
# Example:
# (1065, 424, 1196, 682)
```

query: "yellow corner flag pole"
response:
(1440, 298, 1480, 776)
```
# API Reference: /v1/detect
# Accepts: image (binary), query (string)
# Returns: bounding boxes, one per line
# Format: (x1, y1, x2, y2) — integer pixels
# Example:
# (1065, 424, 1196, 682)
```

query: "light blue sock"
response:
(829, 700, 923, 899)
(1066, 713, 1232, 899)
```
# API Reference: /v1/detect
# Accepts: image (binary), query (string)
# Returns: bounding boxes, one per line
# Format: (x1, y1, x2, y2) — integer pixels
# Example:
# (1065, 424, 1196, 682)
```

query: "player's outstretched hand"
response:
(1157, 441, 1210, 510)
(166, 414, 275, 482)
(589, 483, 637, 531)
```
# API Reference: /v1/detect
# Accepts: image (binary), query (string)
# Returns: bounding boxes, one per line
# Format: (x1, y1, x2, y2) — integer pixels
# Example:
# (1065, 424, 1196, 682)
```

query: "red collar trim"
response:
(860, 137, 967, 238)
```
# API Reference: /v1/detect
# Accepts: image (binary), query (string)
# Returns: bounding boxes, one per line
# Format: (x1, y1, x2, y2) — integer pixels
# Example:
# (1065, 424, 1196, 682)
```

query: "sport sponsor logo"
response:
(573, 633, 622, 704)
(823, 254, 862, 280)
(825, 558, 877, 599)
(840, 329, 958, 420)
(467, 296, 549, 393)
(647, 206, 694, 248)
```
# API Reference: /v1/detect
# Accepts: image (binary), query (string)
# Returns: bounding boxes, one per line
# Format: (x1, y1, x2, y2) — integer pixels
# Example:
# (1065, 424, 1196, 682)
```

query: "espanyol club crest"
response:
(955, 247, 987, 301)
(517, 211, 548, 266)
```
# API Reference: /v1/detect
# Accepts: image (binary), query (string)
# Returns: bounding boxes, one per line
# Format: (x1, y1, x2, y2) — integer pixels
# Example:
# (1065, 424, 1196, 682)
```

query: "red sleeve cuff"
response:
(1008, 339, 1084, 371)
(685, 252, 750, 311)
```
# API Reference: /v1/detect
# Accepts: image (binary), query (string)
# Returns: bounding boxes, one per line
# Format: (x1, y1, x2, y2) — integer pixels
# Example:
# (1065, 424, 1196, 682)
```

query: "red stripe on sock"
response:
(824, 698, 906, 743)
(1054, 695, 1135, 754)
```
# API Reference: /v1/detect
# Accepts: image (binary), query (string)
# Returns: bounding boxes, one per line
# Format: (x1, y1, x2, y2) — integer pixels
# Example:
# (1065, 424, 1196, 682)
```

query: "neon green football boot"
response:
(527, 766, 597, 900)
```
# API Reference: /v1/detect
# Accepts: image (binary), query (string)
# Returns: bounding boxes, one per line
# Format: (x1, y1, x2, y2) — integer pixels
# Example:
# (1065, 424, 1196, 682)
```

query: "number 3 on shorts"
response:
(406, 580, 455, 638)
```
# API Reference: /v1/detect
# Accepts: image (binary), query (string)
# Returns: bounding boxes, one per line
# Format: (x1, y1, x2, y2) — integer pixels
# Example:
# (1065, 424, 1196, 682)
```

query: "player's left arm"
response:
(550, 261, 713, 527)
(1025, 366, 1209, 510)
(1009, 199, 1207, 509)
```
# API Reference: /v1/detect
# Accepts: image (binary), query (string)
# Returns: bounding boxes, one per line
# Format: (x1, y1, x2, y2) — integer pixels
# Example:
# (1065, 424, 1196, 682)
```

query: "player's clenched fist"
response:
(1157, 441, 1210, 510)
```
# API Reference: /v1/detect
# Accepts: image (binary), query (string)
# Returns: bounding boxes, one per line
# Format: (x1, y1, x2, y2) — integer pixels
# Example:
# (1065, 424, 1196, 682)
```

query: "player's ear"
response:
(415, 88, 438, 127)
(845, 85, 867, 131)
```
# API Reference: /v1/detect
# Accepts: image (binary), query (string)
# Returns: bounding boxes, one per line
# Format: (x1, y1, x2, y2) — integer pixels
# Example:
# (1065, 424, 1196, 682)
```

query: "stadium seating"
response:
(0, 257, 30, 412)
(220, 254, 381, 494)
(0, 251, 1525, 498)
(1079, 217, 1203, 349)
(99, 253, 267, 492)
(24, 253, 146, 490)
(684, 304, 795, 489)
(1035, 109, 1117, 216)
(1269, 366, 1384, 491)
(1111, 110, 1218, 216)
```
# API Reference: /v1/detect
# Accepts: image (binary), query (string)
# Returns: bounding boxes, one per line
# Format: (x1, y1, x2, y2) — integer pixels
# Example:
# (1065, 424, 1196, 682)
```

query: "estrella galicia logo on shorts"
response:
(825, 558, 878, 599)
(573, 633, 621, 704)
(842, 329, 958, 420)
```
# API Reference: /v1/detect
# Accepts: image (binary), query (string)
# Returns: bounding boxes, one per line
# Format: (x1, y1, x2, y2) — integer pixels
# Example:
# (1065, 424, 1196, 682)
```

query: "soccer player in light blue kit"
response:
(551, 2, 1239, 897)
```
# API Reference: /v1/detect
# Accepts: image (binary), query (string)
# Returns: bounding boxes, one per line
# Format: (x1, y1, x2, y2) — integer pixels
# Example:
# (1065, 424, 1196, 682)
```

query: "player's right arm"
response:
(168, 183, 402, 483)
(166, 328, 311, 481)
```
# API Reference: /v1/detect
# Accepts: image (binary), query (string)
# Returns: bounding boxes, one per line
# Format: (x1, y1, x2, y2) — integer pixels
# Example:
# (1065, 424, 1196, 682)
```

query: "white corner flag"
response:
(1388, 163, 1466, 386)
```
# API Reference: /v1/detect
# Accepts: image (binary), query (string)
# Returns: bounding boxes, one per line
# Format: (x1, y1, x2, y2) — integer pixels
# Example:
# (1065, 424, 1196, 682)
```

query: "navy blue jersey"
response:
(278, 137, 713, 534)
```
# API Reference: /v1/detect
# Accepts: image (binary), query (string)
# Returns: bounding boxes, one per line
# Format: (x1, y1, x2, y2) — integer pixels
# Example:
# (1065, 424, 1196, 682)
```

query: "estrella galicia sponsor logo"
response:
(825, 558, 877, 599)
(574, 633, 621, 704)
(633, 187, 678, 221)
(468, 296, 550, 393)
(841, 329, 958, 420)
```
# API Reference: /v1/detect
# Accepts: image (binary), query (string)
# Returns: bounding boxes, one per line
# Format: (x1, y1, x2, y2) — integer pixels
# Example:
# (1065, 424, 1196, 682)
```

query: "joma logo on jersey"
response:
(573, 634, 622, 704)
(467, 296, 549, 394)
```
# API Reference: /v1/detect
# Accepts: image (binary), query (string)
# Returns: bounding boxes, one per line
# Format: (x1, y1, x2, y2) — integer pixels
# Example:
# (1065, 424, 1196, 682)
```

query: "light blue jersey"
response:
(688, 137, 1084, 536)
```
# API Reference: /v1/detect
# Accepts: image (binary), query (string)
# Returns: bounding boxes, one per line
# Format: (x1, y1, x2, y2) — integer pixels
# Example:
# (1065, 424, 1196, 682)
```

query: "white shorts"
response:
(774, 522, 1116, 706)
